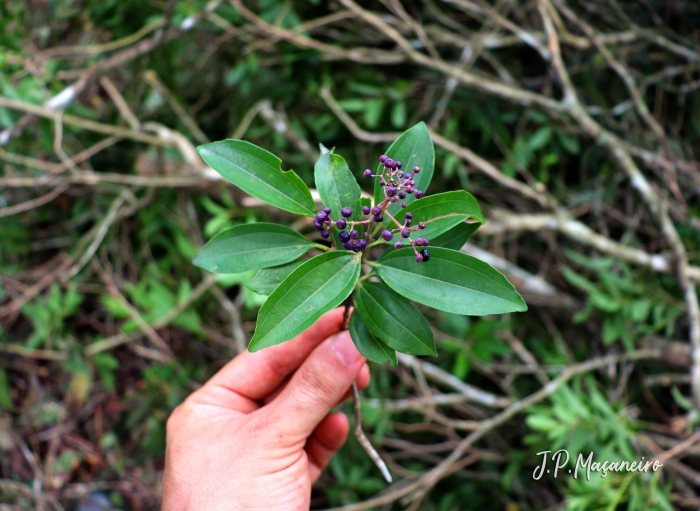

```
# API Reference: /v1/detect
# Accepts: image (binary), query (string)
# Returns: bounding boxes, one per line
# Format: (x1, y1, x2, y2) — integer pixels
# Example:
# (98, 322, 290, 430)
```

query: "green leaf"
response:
(431, 222, 480, 250)
(247, 260, 306, 295)
(314, 151, 362, 244)
(376, 247, 527, 315)
(374, 122, 434, 216)
(349, 312, 397, 365)
(354, 282, 436, 356)
(249, 251, 362, 351)
(192, 223, 315, 274)
(391, 191, 483, 242)
(197, 140, 316, 216)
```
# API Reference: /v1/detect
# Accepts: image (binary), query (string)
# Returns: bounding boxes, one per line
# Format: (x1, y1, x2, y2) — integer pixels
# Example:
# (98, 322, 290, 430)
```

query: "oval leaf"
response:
(374, 122, 434, 216)
(314, 151, 362, 243)
(355, 282, 436, 356)
(349, 312, 397, 366)
(376, 247, 527, 315)
(431, 222, 481, 250)
(247, 259, 306, 295)
(193, 223, 315, 274)
(197, 140, 316, 216)
(249, 251, 362, 351)
(391, 190, 484, 242)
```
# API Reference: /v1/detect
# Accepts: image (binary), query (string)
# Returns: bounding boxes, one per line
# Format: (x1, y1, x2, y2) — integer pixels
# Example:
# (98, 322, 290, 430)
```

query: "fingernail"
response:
(329, 331, 362, 366)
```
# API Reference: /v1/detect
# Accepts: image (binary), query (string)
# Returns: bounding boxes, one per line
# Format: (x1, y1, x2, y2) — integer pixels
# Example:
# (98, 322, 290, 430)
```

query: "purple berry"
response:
(406, 188, 414, 194)
(401, 229, 410, 238)
(350, 230, 360, 240)
(394, 241, 403, 249)
(387, 187, 397, 197)
(379, 179, 386, 186)
(341, 207, 352, 218)
(413, 166, 420, 173)
(371, 206, 381, 216)
(379, 154, 388, 164)
(418, 221, 425, 229)
(316, 211, 328, 222)
(339, 231, 351, 243)
(320, 230, 330, 239)
(415, 190, 424, 199)
(396, 161, 402, 169)
(397, 172, 404, 178)
(313, 219, 324, 230)
(400, 202, 407, 208)
(420, 248, 430, 261)
(415, 253, 424, 262)
(390, 197, 397, 203)
(364, 169, 372, 178)
(324, 207, 332, 214)
(362, 205, 371, 215)
(375, 214, 384, 222)
(405, 212, 413, 219)
(381, 230, 393, 241)
(385, 158, 395, 168)
(343, 242, 352, 250)
(336, 218, 347, 229)
(398, 191, 406, 199)
(358, 239, 367, 249)
(405, 219, 412, 227)
(424, 239, 429, 246)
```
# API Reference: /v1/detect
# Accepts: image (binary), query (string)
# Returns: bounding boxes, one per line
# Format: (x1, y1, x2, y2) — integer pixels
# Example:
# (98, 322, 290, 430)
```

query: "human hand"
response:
(161, 308, 369, 511)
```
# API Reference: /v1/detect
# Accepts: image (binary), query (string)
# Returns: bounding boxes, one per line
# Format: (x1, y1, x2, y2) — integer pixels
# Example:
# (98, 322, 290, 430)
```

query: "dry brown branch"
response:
(406, 349, 664, 503)
(0, 185, 68, 219)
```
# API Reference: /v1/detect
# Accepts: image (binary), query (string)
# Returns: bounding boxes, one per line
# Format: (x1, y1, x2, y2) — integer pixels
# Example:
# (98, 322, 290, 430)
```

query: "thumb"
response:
(264, 330, 365, 441)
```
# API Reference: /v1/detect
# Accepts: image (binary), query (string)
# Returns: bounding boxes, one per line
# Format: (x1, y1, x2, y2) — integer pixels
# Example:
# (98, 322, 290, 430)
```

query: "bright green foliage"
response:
(431, 222, 481, 249)
(197, 140, 316, 216)
(354, 282, 436, 356)
(247, 260, 306, 296)
(373, 122, 435, 216)
(375, 247, 527, 315)
(391, 190, 484, 241)
(314, 151, 362, 243)
(197, 125, 526, 356)
(249, 251, 362, 351)
(192, 223, 316, 273)
(349, 312, 397, 366)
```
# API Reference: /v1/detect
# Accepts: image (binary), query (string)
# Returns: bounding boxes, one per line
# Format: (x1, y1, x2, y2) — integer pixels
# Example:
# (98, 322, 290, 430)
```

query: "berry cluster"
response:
(314, 154, 431, 262)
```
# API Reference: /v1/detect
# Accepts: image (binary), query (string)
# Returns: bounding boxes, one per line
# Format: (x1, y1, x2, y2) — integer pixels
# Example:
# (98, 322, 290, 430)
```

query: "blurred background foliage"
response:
(1, 0, 700, 509)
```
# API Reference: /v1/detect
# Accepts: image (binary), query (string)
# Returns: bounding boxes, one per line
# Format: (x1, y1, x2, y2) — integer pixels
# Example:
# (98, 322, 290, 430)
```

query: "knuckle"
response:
(297, 365, 338, 404)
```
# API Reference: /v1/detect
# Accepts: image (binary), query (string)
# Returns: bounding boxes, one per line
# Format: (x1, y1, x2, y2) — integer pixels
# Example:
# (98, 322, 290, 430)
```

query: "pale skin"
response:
(162, 308, 370, 511)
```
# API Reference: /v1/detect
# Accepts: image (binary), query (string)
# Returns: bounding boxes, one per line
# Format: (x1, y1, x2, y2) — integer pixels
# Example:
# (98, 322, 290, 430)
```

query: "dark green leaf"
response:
(314, 151, 362, 243)
(374, 122, 434, 216)
(192, 223, 315, 274)
(391, 191, 483, 242)
(431, 222, 480, 250)
(197, 140, 316, 216)
(349, 312, 397, 365)
(355, 282, 436, 356)
(247, 259, 306, 295)
(249, 251, 362, 351)
(376, 247, 527, 315)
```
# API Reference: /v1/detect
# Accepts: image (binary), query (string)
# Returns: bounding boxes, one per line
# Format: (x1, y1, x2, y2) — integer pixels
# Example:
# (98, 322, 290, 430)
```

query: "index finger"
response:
(198, 307, 347, 408)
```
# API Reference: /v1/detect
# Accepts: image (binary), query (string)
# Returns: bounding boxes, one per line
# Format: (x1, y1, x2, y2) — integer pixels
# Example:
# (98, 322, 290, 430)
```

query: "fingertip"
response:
(357, 363, 371, 391)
